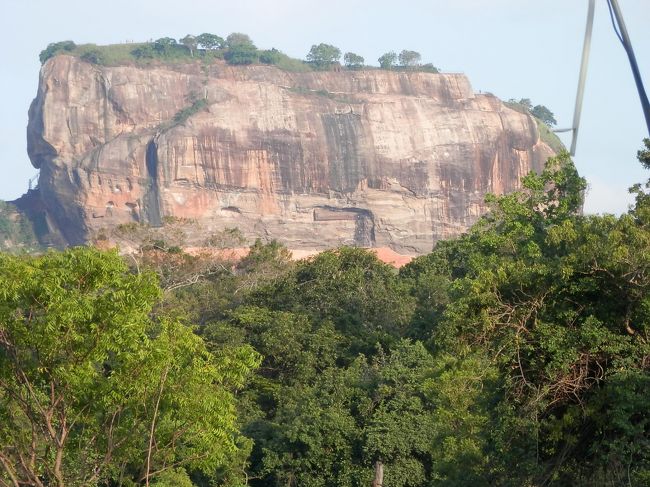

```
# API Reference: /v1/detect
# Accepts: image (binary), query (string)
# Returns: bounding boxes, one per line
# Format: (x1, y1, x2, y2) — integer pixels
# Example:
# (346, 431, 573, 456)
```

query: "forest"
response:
(1, 147, 649, 486)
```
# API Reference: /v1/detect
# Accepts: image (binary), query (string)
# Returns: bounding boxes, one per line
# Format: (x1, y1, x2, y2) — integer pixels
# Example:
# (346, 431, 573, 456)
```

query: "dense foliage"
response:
(2, 147, 649, 485)
(0, 248, 259, 486)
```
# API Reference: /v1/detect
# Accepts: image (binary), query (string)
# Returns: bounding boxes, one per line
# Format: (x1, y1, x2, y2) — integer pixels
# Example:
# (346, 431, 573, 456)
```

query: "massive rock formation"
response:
(27, 55, 555, 254)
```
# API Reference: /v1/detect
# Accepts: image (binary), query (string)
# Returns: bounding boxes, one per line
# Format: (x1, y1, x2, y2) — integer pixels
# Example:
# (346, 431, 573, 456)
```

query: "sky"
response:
(1, 0, 648, 214)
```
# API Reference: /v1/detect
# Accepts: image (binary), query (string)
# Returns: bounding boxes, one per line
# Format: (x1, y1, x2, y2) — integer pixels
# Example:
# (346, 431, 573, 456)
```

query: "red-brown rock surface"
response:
(27, 55, 555, 254)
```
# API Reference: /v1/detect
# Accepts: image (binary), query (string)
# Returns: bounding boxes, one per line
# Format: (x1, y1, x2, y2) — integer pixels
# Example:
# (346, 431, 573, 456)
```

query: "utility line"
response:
(607, 0, 650, 138)
(606, 0, 624, 44)
(555, 1, 649, 155)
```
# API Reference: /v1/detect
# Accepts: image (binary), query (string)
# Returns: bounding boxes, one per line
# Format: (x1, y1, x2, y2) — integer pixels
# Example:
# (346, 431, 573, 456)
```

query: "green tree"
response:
(359, 341, 437, 487)
(249, 247, 415, 357)
(517, 97, 533, 110)
(420, 63, 439, 73)
(80, 48, 104, 65)
(224, 44, 258, 65)
(180, 34, 197, 57)
(226, 32, 255, 48)
(259, 48, 283, 65)
(201, 305, 349, 486)
(398, 50, 421, 68)
(39, 41, 76, 64)
(196, 33, 225, 50)
(153, 37, 177, 55)
(235, 239, 294, 293)
(131, 44, 156, 59)
(424, 353, 500, 486)
(530, 104, 557, 126)
(0, 248, 259, 486)
(505, 98, 557, 126)
(343, 52, 364, 69)
(306, 43, 341, 69)
(232, 337, 439, 487)
(378, 51, 397, 69)
(224, 33, 258, 65)
(414, 151, 650, 485)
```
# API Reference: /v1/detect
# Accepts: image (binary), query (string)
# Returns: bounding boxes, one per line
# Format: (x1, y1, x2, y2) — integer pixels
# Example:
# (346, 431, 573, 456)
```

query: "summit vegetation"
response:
(38, 33, 439, 74)
(1, 137, 649, 485)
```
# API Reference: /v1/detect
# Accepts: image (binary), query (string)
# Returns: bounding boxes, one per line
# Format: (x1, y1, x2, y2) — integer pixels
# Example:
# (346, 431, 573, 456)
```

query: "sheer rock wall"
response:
(27, 55, 554, 253)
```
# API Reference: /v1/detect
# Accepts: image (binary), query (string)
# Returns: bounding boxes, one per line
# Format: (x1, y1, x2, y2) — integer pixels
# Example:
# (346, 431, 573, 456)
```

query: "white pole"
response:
(569, 0, 596, 156)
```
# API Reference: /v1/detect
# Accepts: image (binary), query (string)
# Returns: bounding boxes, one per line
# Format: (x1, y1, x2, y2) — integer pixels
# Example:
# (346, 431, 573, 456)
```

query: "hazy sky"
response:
(1, 0, 648, 214)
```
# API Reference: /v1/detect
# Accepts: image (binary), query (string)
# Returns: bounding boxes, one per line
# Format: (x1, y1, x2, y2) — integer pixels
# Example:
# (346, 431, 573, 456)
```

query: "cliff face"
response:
(27, 55, 554, 253)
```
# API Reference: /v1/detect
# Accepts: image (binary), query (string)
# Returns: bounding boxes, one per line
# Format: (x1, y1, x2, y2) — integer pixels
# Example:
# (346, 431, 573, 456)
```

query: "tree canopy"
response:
(306, 43, 341, 68)
(378, 51, 397, 69)
(153, 37, 178, 55)
(196, 33, 225, 50)
(224, 33, 258, 65)
(343, 52, 364, 69)
(508, 98, 557, 127)
(180, 35, 197, 57)
(530, 104, 557, 126)
(39, 41, 76, 64)
(398, 50, 421, 67)
(226, 33, 255, 48)
(0, 248, 259, 486)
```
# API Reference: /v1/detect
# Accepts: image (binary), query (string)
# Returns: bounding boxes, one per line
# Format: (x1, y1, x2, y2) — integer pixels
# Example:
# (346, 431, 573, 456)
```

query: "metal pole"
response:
(608, 0, 650, 137)
(570, 0, 596, 156)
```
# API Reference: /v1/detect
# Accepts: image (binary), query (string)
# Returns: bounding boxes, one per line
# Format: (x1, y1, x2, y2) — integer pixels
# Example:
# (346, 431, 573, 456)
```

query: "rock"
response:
(26, 55, 555, 254)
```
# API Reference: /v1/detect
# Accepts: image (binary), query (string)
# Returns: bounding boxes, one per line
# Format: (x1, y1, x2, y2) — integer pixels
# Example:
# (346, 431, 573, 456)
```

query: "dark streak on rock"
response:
(321, 113, 365, 193)
(143, 139, 163, 226)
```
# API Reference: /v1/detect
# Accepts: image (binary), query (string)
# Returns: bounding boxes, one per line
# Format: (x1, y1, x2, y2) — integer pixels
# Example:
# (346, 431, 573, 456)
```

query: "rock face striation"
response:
(27, 55, 555, 254)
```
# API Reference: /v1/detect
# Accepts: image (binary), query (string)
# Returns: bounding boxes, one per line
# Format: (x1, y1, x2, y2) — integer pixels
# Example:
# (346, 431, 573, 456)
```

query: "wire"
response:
(606, 0, 624, 45)
(607, 0, 650, 138)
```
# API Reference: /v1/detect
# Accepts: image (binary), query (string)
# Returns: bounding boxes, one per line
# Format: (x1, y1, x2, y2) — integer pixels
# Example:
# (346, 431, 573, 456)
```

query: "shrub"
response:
(420, 63, 439, 73)
(80, 48, 105, 65)
(39, 40, 76, 64)
(259, 48, 283, 65)
(131, 44, 155, 59)
(172, 98, 208, 124)
(225, 44, 258, 65)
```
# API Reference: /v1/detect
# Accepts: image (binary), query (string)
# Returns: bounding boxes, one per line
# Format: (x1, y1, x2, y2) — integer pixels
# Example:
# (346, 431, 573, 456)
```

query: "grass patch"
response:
(503, 100, 529, 115)
(41, 40, 311, 73)
(385, 64, 440, 74)
(537, 120, 565, 153)
(172, 98, 208, 125)
(272, 53, 313, 72)
(287, 86, 361, 105)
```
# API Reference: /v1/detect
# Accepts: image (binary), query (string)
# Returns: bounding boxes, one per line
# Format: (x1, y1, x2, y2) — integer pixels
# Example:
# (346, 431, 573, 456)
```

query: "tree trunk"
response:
(371, 461, 383, 487)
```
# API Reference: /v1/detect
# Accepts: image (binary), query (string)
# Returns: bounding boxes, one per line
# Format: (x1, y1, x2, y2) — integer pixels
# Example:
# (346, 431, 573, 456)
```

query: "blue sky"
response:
(1, 0, 648, 213)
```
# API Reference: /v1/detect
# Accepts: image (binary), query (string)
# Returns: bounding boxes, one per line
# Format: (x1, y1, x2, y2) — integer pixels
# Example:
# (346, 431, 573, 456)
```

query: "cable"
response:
(606, 0, 624, 45)
(607, 0, 650, 138)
